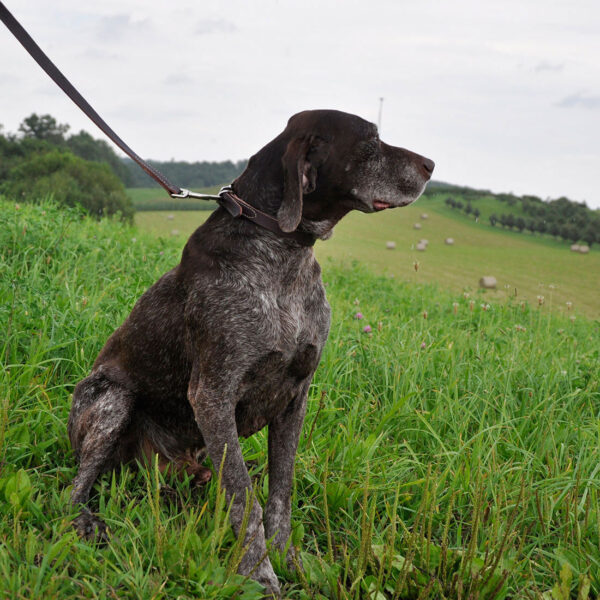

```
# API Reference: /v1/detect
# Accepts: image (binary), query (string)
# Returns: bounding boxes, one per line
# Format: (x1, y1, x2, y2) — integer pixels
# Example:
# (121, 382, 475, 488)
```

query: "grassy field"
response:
(135, 195, 600, 319)
(127, 186, 220, 211)
(1, 199, 600, 598)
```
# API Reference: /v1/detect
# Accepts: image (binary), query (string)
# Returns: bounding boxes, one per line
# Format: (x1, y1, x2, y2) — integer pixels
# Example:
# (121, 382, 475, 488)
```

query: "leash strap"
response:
(0, 1, 182, 196)
(0, 2, 316, 246)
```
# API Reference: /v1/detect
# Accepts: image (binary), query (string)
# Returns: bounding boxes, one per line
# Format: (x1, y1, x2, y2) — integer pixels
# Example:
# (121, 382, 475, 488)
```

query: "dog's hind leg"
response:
(68, 373, 135, 541)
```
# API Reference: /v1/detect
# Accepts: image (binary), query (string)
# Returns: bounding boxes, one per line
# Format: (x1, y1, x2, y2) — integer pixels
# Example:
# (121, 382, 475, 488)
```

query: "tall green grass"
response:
(1, 198, 599, 598)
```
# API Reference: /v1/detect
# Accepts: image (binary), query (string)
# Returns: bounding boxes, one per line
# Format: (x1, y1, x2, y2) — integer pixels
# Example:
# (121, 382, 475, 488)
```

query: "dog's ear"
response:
(279, 135, 328, 232)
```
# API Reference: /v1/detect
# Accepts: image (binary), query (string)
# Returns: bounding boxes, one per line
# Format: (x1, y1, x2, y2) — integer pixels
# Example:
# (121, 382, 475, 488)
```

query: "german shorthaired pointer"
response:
(68, 109, 434, 596)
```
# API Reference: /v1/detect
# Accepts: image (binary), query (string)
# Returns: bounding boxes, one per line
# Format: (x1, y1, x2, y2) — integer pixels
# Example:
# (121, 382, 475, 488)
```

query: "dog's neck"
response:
(232, 170, 345, 242)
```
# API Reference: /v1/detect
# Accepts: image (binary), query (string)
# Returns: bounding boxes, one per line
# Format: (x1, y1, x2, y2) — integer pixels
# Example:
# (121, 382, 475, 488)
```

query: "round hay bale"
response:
(578, 245, 590, 254)
(416, 242, 427, 251)
(570, 244, 580, 252)
(167, 214, 175, 220)
(420, 213, 429, 220)
(386, 241, 396, 250)
(445, 238, 454, 245)
(479, 276, 497, 289)
(413, 223, 422, 230)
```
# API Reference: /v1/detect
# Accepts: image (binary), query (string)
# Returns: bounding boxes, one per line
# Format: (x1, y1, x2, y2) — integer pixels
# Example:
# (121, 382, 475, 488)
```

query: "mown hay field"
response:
(135, 194, 600, 319)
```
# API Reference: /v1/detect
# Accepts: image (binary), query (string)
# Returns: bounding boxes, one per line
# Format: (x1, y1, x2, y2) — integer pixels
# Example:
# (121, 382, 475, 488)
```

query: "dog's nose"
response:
(422, 158, 435, 176)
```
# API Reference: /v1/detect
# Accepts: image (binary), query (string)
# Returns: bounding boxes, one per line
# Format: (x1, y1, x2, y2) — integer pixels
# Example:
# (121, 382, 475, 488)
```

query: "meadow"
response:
(134, 192, 600, 319)
(127, 186, 220, 211)
(1, 199, 600, 599)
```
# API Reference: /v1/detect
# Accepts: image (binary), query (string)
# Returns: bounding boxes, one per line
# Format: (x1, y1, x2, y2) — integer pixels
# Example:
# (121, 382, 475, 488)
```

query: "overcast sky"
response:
(1, 0, 599, 208)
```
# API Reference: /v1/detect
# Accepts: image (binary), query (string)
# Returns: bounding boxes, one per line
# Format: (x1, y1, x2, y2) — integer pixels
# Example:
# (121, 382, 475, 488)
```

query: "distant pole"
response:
(377, 97, 384, 132)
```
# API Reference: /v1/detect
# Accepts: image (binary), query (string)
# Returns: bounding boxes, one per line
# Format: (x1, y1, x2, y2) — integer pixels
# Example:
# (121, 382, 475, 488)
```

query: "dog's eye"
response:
(358, 139, 379, 158)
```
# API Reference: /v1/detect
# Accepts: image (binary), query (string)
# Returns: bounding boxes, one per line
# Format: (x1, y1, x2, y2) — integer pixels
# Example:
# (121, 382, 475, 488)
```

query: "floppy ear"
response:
(278, 135, 327, 232)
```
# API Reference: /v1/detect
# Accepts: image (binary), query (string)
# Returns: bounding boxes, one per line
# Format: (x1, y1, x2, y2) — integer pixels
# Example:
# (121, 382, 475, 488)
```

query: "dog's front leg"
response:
(264, 382, 309, 569)
(190, 384, 280, 597)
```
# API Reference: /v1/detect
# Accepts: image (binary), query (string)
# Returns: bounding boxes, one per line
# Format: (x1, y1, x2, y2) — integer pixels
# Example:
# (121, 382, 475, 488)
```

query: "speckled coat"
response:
(67, 109, 434, 597)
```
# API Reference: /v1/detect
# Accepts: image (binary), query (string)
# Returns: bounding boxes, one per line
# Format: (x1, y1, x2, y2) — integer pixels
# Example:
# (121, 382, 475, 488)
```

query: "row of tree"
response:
(124, 157, 246, 189)
(489, 213, 597, 246)
(442, 189, 599, 247)
(444, 197, 481, 220)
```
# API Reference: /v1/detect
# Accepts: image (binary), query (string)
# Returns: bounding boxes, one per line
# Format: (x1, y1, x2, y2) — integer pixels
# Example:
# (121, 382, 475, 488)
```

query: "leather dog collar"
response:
(218, 186, 316, 247)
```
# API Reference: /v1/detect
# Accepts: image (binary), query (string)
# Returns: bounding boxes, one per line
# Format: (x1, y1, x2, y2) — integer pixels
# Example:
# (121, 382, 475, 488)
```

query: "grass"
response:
(1, 198, 600, 599)
(134, 195, 600, 319)
(126, 186, 220, 211)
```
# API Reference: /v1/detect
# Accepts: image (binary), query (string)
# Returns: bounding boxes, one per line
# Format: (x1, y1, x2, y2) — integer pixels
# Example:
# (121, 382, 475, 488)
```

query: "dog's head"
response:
(238, 109, 434, 235)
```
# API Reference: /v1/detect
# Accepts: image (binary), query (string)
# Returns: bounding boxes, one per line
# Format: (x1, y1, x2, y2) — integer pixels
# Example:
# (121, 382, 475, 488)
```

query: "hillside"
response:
(423, 183, 600, 246)
(4, 112, 598, 249)
(135, 195, 600, 319)
(1, 199, 599, 598)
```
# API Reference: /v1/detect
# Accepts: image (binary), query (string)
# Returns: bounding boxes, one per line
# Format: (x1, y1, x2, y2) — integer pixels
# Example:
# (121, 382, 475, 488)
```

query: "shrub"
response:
(1, 149, 133, 220)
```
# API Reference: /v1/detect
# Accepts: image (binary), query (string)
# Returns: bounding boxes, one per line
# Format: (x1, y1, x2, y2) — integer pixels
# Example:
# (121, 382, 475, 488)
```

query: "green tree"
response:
(66, 130, 131, 184)
(535, 220, 547, 235)
(18, 113, 69, 144)
(581, 224, 596, 247)
(1, 149, 133, 220)
(560, 224, 578, 243)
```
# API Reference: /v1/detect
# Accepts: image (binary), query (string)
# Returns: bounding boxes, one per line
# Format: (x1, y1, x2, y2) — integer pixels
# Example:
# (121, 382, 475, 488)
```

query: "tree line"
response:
(0, 114, 136, 219)
(443, 190, 599, 247)
(0, 113, 247, 218)
(124, 157, 246, 189)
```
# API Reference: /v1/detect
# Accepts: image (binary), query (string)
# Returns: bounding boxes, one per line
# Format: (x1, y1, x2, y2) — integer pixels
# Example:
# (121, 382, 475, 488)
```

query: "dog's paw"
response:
(284, 544, 303, 573)
(191, 465, 212, 486)
(239, 556, 281, 598)
(73, 511, 109, 543)
(254, 567, 281, 599)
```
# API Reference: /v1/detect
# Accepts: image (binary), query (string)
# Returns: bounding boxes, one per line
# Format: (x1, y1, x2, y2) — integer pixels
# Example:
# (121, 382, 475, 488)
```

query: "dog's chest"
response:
(234, 339, 323, 437)
(243, 274, 329, 373)
(230, 263, 330, 436)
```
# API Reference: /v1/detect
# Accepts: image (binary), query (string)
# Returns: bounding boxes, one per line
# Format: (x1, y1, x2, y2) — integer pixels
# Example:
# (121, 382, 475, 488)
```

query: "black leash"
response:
(0, 1, 185, 198)
(0, 2, 315, 246)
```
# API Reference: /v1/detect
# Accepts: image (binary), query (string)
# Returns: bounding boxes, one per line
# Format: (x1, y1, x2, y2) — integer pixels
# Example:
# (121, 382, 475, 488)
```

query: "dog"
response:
(68, 109, 434, 596)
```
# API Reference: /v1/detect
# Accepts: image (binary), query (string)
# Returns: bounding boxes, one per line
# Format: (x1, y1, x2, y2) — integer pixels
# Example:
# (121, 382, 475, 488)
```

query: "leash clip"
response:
(170, 188, 223, 200)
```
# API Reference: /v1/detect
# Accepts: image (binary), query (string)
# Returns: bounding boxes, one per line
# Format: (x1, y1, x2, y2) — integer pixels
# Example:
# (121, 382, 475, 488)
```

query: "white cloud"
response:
(194, 18, 237, 35)
(557, 92, 600, 110)
(1, 0, 599, 207)
(534, 61, 565, 73)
